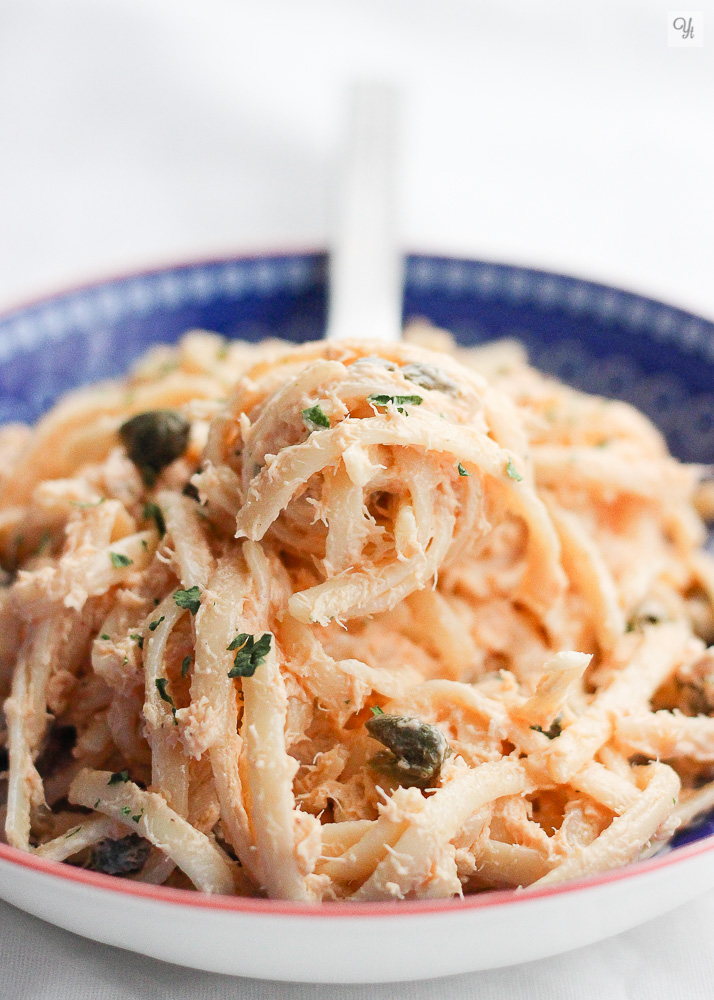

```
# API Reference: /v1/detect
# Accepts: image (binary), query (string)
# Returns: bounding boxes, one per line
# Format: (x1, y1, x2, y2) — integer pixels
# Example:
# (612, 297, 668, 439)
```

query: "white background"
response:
(0, 0, 712, 318)
(0, 1, 713, 996)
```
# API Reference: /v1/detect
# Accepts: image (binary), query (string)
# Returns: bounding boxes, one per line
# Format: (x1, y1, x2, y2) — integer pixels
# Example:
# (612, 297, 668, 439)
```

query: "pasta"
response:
(1, 323, 714, 901)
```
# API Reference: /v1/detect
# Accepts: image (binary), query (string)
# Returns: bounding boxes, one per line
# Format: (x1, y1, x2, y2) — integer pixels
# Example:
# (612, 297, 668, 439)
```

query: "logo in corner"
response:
(668, 11, 704, 46)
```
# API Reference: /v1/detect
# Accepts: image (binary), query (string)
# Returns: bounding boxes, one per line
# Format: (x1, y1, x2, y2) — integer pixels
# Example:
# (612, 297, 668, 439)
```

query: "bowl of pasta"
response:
(1, 251, 714, 982)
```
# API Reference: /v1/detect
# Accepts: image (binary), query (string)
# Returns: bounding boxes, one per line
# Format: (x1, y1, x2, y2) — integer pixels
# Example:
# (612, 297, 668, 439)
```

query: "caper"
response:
(35, 724, 76, 778)
(366, 713, 449, 782)
(89, 833, 150, 876)
(625, 599, 670, 633)
(400, 362, 458, 395)
(119, 410, 191, 485)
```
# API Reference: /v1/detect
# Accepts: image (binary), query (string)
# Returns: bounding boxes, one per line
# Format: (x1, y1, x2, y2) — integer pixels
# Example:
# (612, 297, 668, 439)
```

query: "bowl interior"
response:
(2, 250, 714, 858)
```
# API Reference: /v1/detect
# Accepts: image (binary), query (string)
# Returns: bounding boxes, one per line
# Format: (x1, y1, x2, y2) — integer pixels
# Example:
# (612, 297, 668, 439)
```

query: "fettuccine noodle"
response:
(1, 324, 713, 900)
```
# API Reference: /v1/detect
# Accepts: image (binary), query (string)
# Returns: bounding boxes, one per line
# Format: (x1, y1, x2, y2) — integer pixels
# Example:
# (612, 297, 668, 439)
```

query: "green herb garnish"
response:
(130, 634, 144, 649)
(174, 586, 201, 615)
(148, 616, 165, 631)
(143, 501, 166, 537)
(155, 677, 177, 722)
(457, 462, 470, 477)
(530, 719, 563, 740)
(120, 806, 132, 817)
(368, 393, 423, 415)
(626, 607, 665, 633)
(506, 458, 523, 482)
(131, 810, 144, 824)
(301, 404, 330, 432)
(227, 633, 272, 678)
(34, 530, 51, 556)
(110, 552, 133, 569)
(70, 498, 106, 509)
(181, 655, 192, 677)
(370, 705, 385, 717)
(108, 770, 130, 785)
(100, 633, 110, 642)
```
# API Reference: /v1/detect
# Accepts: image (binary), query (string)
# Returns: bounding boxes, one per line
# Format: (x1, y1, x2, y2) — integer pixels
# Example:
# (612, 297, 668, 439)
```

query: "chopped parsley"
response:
(94, 799, 101, 808)
(506, 458, 523, 482)
(108, 770, 130, 785)
(457, 462, 470, 477)
(155, 678, 177, 722)
(70, 498, 106, 509)
(132, 810, 144, 824)
(626, 607, 665, 633)
(143, 501, 166, 537)
(120, 806, 132, 816)
(130, 633, 144, 649)
(301, 404, 330, 432)
(148, 616, 165, 631)
(370, 705, 385, 717)
(174, 586, 201, 615)
(34, 530, 51, 556)
(110, 552, 133, 569)
(530, 718, 563, 740)
(227, 633, 272, 678)
(100, 633, 110, 642)
(64, 826, 81, 838)
(181, 655, 192, 677)
(368, 393, 423, 415)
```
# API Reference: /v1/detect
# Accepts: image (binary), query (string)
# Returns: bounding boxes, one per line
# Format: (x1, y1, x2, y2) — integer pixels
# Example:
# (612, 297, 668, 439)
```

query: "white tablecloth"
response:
(2, 892, 714, 999)
(0, 1, 713, 995)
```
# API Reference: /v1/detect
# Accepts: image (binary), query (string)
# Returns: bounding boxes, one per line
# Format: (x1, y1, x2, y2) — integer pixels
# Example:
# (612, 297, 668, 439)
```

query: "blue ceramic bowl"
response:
(2, 250, 714, 853)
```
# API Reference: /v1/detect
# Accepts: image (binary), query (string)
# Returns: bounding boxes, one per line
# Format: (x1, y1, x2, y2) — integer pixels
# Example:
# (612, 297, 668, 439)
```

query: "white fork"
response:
(325, 82, 402, 344)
